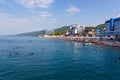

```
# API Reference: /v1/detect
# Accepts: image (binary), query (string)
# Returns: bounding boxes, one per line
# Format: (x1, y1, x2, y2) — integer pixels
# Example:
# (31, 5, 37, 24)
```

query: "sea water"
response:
(0, 36, 120, 80)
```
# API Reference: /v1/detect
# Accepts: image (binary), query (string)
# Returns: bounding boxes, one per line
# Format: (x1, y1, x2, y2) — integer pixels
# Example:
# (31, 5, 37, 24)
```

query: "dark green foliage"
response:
(95, 24, 105, 30)
(17, 26, 70, 36)
(17, 24, 105, 36)
(54, 26, 70, 35)
(85, 27, 95, 30)
(54, 26, 70, 32)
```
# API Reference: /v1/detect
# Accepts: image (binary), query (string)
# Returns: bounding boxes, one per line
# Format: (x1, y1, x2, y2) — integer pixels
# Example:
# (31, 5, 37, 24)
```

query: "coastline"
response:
(39, 35, 120, 47)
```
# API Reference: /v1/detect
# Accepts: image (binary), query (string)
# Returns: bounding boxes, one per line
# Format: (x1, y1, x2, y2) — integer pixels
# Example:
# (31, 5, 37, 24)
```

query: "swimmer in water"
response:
(118, 48, 120, 51)
(115, 60, 119, 63)
(30, 53, 34, 55)
(96, 47, 99, 50)
(114, 57, 120, 63)
(41, 48, 46, 50)
(83, 43, 85, 46)
(9, 53, 12, 56)
(118, 57, 120, 59)
(14, 52, 18, 55)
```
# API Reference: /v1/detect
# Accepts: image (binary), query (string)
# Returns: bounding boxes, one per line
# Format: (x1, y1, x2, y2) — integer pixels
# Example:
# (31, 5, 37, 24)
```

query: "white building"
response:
(45, 30, 54, 35)
(69, 24, 85, 36)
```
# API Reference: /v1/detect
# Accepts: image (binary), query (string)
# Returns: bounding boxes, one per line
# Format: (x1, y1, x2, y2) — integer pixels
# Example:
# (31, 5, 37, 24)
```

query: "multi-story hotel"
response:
(69, 24, 85, 36)
(105, 18, 115, 32)
(105, 17, 120, 34)
(114, 18, 120, 34)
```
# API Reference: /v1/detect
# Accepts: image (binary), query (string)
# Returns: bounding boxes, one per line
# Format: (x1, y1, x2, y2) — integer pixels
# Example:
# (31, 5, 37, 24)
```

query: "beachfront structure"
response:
(38, 30, 54, 36)
(105, 18, 115, 32)
(63, 30, 70, 36)
(45, 30, 54, 35)
(114, 18, 120, 34)
(105, 17, 120, 35)
(69, 24, 85, 36)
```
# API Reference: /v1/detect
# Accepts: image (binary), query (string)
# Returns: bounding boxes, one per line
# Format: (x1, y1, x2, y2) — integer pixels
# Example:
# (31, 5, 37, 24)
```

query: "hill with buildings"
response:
(53, 26, 70, 35)
(17, 24, 105, 36)
(95, 24, 105, 30)
(17, 26, 70, 36)
(85, 24, 105, 30)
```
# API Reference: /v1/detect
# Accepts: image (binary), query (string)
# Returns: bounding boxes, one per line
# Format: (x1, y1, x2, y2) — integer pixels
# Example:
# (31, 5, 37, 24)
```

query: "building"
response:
(105, 18, 115, 32)
(114, 18, 120, 34)
(69, 24, 85, 36)
(104, 17, 120, 40)
(105, 17, 120, 35)
(63, 30, 70, 36)
(45, 30, 54, 35)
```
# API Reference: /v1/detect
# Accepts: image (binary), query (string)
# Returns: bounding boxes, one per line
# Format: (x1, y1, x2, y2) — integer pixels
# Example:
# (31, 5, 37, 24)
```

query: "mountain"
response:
(17, 26, 70, 36)
(17, 24, 105, 36)
(53, 26, 70, 35)
(85, 24, 105, 31)
(17, 30, 47, 36)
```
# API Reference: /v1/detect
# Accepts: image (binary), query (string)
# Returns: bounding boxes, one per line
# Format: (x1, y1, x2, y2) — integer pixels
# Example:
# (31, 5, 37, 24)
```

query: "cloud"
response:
(40, 11, 52, 17)
(0, 13, 31, 35)
(17, 0, 54, 8)
(0, 12, 82, 35)
(0, 0, 6, 3)
(117, 14, 120, 17)
(66, 6, 80, 13)
(0, 12, 58, 35)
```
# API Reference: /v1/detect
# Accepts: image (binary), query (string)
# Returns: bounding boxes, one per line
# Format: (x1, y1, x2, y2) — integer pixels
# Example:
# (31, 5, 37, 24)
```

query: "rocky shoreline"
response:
(40, 35, 120, 47)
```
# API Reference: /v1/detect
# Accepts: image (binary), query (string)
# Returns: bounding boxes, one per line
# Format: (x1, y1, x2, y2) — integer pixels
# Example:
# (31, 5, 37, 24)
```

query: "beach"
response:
(41, 35, 120, 47)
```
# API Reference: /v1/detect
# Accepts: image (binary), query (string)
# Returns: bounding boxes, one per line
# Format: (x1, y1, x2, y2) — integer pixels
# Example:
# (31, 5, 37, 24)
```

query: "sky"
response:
(0, 0, 120, 35)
